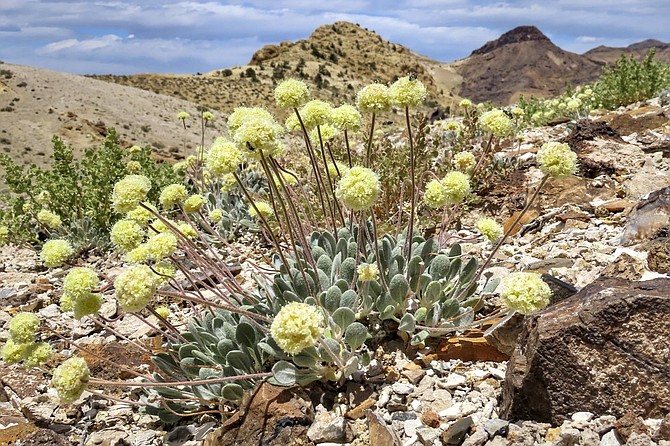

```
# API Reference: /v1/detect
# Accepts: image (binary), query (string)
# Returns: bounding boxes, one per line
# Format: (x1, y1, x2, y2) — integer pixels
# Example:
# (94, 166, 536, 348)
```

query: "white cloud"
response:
(0, 0, 668, 73)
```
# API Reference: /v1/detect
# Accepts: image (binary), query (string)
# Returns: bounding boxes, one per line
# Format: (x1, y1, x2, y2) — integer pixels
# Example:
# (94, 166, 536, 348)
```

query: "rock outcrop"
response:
(501, 277, 670, 424)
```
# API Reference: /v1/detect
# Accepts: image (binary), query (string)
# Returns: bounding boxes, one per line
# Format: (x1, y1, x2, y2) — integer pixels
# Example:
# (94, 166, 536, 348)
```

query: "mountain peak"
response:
(471, 26, 550, 56)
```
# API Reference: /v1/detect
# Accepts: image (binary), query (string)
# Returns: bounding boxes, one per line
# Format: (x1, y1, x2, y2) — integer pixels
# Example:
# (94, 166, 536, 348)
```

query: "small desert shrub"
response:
(0, 129, 181, 248)
(592, 50, 670, 109)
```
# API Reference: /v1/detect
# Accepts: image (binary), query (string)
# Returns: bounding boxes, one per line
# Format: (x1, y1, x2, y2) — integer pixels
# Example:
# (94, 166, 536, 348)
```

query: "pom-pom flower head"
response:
(63, 267, 99, 299)
(356, 84, 390, 113)
(357, 263, 379, 282)
(274, 79, 310, 109)
(177, 111, 190, 120)
(112, 175, 152, 213)
(233, 114, 284, 159)
(389, 75, 427, 107)
(37, 210, 62, 229)
(1, 339, 30, 364)
(476, 218, 503, 242)
(209, 209, 223, 223)
(335, 166, 380, 211)
(110, 219, 144, 253)
(331, 104, 362, 132)
(227, 107, 274, 134)
(202, 111, 214, 121)
(40, 239, 73, 267)
(442, 171, 471, 204)
(8, 312, 39, 344)
(479, 109, 514, 137)
(248, 202, 273, 219)
(24, 342, 53, 367)
(459, 98, 472, 108)
(207, 139, 245, 177)
(115, 265, 158, 312)
(501, 272, 552, 315)
(184, 194, 206, 213)
(159, 184, 188, 208)
(453, 151, 476, 172)
(271, 302, 324, 355)
(146, 232, 178, 260)
(51, 357, 89, 403)
(537, 141, 578, 178)
(72, 292, 103, 320)
(423, 179, 449, 208)
(299, 100, 333, 130)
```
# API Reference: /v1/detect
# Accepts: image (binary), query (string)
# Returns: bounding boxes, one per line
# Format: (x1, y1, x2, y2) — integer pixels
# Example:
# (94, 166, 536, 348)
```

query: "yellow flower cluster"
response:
(183, 194, 206, 213)
(537, 142, 578, 178)
(357, 262, 379, 282)
(37, 209, 62, 229)
(177, 111, 190, 120)
(335, 166, 380, 211)
(271, 302, 324, 355)
(60, 267, 102, 319)
(232, 111, 284, 159)
(114, 265, 158, 312)
(356, 83, 390, 113)
(479, 109, 514, 137)
(209, 208, 223, 223)
(274, 79, 310, 109)
(1, 312, 52, 367)
(126, 160, 142, 172)
(202, 111, 214, 121)
(311, 123, 338, 143)
(424, 172, 471, 208)
(249, 201, 273, 219)
(51, 356, 90, 403)
(0, 226, 8, 245)
(459, 99, 472, 108)
(40, 239, 73, 267)
(110, 219, 144, 253)
(327, 161, 348, 179)
(207, 138, 244, 177)
(300, 100, 333, 130)
(453, 151, 476, 172)
(146, 232, 178, 260)
(126, 203, 155, 226)
(331, 104, 362, 132)
(476, 218, 503, 242)
(501, 272, 552, 315)
(112, 175, 152, 213)
(159, 184, 188, 208)
(389, 75, 427, 107)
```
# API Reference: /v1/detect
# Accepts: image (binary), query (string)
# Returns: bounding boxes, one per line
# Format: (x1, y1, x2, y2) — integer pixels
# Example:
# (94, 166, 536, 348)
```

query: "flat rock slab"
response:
(501, 277, 670, 424)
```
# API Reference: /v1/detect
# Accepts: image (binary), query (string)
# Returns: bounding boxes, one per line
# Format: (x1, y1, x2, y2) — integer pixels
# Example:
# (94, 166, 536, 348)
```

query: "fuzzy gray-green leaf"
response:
(333, 307, 355, 331)
(399, 313, 416, 333)
(270, 361, 297, 386)
(221, 383, 245, 401)
(389, 274, 409, 303)
(325, 286, 342, 313)
(344, 322, 368, 349)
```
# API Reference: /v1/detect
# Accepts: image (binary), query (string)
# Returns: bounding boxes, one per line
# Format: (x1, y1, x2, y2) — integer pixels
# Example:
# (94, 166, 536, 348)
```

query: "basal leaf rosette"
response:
(335, 166, 380, 211)
(271, 302, 324, 355)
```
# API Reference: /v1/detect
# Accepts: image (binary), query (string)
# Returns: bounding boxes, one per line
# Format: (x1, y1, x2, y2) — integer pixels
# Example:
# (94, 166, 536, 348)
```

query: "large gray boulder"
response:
(500, 277, 670, 424)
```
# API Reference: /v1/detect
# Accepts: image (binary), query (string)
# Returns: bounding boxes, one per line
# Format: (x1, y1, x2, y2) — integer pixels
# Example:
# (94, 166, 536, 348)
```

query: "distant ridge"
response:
(583, 39, 670, 64)
(471, 26, 550, 56)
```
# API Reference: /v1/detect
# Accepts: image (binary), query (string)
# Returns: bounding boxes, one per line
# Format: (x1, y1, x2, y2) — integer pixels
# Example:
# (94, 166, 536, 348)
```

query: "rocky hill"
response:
(451, 26, 604, 105)
(0, 62, 226, 167)
(584, 39, 670, 64)
(88, 22, 460, 115)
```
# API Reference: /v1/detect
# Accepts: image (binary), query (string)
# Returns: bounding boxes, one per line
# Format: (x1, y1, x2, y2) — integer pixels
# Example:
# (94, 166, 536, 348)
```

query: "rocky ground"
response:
(1, 98, 669, 445)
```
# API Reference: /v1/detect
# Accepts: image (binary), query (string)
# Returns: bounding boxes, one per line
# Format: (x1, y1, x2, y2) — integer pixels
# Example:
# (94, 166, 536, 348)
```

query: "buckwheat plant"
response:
(43, 76, 579, 421)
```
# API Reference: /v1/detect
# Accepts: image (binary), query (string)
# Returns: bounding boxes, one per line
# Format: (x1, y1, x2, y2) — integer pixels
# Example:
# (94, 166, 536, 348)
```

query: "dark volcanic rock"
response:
(501, 277, 670, 424)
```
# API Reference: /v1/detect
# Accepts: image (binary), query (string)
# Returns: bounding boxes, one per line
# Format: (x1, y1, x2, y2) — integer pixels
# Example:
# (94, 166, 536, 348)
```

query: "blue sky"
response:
(1, 1, 668, 74)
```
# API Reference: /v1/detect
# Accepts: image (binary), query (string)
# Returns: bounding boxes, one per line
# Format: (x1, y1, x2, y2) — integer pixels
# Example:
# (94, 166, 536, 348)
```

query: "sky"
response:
(1, 1, 669, 75)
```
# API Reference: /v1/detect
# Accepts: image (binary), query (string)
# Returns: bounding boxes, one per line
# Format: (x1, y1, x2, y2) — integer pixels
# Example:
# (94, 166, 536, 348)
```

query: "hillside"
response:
(451, 26, 604, 105)
(88, 22, 460, 115)
(584, 39, 670, 64)
(0, 62, 226, 167)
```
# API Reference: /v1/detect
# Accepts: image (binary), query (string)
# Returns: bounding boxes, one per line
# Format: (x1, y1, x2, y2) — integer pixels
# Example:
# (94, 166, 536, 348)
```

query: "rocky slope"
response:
(451, 26, 604, 105)
(88, 22, 460, 116)
(0, 62, 226, 167)
(584, 39, 670, 64)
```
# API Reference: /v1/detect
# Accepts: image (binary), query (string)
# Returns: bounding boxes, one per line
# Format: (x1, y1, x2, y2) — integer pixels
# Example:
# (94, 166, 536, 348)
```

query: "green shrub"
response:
(0, 129, 181, 249)
(593, 50, 670, 109)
